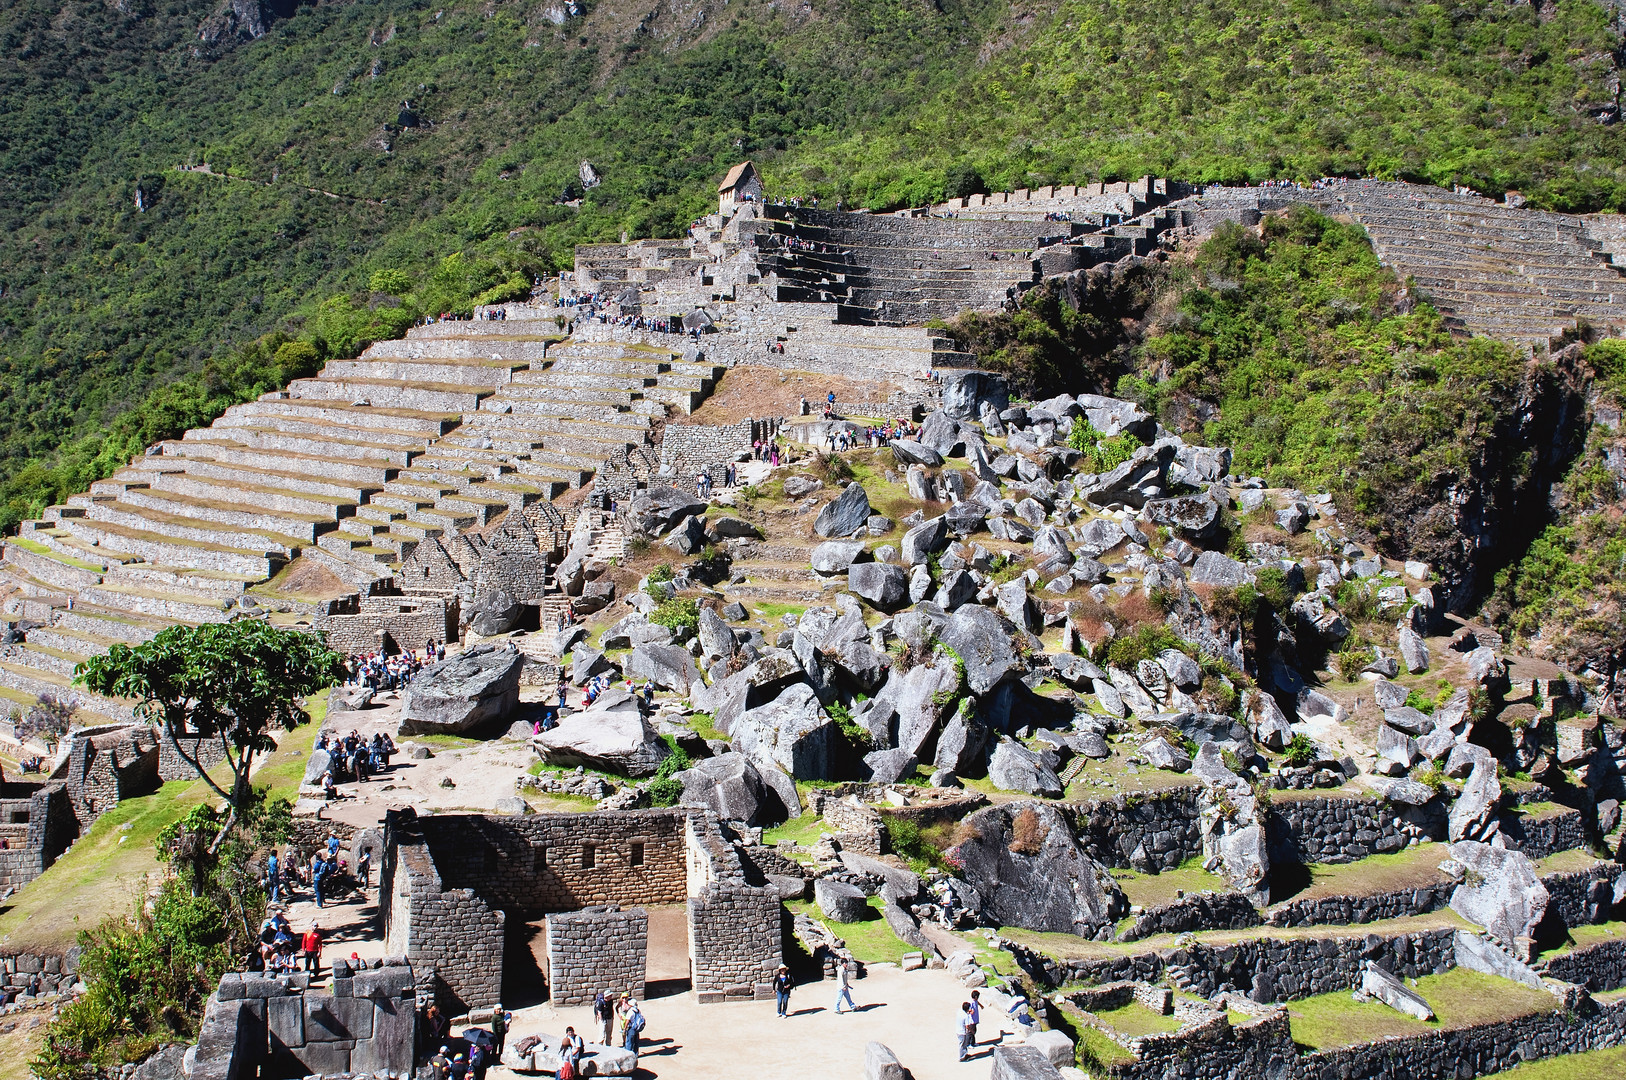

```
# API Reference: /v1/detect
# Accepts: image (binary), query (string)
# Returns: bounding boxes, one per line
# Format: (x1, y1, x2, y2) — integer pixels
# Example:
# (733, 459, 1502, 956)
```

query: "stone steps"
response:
(53, 604, 170, 644)
(154, 456, 383, 502)
(78, 582, 235, 622)
(146, 471, 359, 520)
(287, 376, 493, 413)
(102, 563, 260, 599)
(0, 657, 133, 721)
(110, 487, 339, 541)
(162, 441, 400, 486)
(240, 396, 459, 437)
(211, 410, 435, 451)
(83, 501, 308, 556)
(185, 424, 422, 469)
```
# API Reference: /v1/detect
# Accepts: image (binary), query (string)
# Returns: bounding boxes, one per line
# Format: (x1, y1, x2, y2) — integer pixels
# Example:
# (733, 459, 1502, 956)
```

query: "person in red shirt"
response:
(301, 925, 322, 975)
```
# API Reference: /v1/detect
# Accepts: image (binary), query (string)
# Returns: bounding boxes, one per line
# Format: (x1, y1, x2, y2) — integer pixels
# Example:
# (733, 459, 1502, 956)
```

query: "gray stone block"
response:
(267, 993, 305, 1050)
(990, 1043, 1063, 1080)
(350, 997, 416, 1076)
(305, 993, 374, 1041)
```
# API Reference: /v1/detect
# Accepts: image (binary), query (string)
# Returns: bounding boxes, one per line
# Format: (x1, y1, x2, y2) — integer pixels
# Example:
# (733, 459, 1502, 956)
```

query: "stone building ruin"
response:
(380, 807, 781, 1012)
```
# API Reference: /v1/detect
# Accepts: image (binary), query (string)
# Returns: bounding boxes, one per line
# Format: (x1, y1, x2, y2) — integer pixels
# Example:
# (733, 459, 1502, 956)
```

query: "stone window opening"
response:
(532, 843, 547, 870)
(630, 842, 644, 867)
(582, 844, 596, 870)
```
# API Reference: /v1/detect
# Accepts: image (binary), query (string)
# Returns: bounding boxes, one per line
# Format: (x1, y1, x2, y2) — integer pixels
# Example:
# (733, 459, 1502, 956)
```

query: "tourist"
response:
(429, 1046, 451, 1080)
(265, 850, 281, 903)
(773, 964, 793, 1018)
(968, 989, 981, 1045)
(490, 1003, 508, 1059)
(1006, 986, 1036, 1032)
(448, 1052, 468, 1080)
(425, 1005, 451, 1046)
(957, 1002, 975, 1061)
(559, 1026, 584, 1079)
(619, 996, 644, 1054)
(356, 846, 372, 892)
(301, 923, 322, 974)
(593, 990, 614, 1047)
(833, 959, 856, 1014)
(468, 1040, 487, 1080)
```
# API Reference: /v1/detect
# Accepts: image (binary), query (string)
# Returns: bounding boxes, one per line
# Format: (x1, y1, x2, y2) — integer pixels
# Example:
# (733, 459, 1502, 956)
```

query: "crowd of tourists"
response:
(315, 728, 396, 792)
(343, 645, 441, 691)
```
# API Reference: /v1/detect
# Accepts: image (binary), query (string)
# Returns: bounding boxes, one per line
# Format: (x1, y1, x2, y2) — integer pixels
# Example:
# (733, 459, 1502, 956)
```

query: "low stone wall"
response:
(1267, 881, 1453, 928)
(1120, 891, 1260, 942)
(546, 906, 648, 1005)
(188, 961, 417, 1080)
(1008, 926, 1456, 1000)
(65, 724, 160, 825)
(0, 948, 78, 997)
(1105, 994, 1626, 1080)
(1542, 864, 1621, 929)
(157, 730, 230, 783)
(1539, 938, 1626, 991)
(660, 419, 780, 486)
(1072, 788, 1203, 873)
(1503, 807, 1587, 858)
(1269, 795, 1411, 864)
(685, 813, 782, 1001)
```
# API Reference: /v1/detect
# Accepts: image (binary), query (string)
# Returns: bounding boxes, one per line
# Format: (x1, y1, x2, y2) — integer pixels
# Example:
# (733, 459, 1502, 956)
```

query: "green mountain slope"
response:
(3, 0, 1626, 525)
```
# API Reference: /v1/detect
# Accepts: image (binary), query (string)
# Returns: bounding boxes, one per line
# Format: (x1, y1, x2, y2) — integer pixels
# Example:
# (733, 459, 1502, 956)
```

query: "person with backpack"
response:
(620, 995, 644, 1054)
(593, 989, 614, 1047)
(557, 1027, 584, 1080)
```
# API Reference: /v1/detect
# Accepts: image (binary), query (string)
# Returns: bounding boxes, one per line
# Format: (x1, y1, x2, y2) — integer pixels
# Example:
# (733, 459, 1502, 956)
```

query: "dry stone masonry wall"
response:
(546, 906, 648, 1005)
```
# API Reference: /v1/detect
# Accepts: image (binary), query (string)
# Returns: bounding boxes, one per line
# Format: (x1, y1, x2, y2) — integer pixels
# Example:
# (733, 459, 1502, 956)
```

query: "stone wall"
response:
(64, 724, 159, 825)
(1539, 938, 1626, 991)
(1266, 881, 1453, 928)
(1503, 807, 1586, 858)
(156, 729, 230, 783)
(1269, 795, 1410, 864)
(0, 783, 75, 892)
(413, 810, 687, 914)
(316, 595, 456, 655)
(1072, 788, 1203, 872)
(188, 961, 417, 1080)
(661, 419, 781, 487)
(1010, 927, 1456, 999)
(1120, 891, 1260, 942)
(685, 813, 783, 1001)
(546, 906, 648, 1005)
(1104, 996, 1626, 1080)
(1542, 864, 1621, 929)
(0, 947, 79, 997)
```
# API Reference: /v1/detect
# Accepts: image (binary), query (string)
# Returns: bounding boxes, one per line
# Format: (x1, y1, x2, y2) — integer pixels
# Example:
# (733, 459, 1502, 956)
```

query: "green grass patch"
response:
(686, 710, 726, 743)
(1287, 967, 1558, 1051)
(752, 602, 807, 622)
(1498, 1046, 1626, 1080)
(1111, 856, 1229, 910)
(8, 536, 102, 571)
(763, 811, 831, 849)
(1279, 842, 1448, 906)
(785, 897, 919, 965)
(410, 733, 483, 750)
(1090, 1000, 1182, 1037)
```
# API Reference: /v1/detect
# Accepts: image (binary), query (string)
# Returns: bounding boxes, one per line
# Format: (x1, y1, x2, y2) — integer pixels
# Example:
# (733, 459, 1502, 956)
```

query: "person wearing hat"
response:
(772, 964, 793, 1018)
(429, 1046, 451, 1080)
(447, 1052, 468, 1080)
(592, 989, 614, 1047)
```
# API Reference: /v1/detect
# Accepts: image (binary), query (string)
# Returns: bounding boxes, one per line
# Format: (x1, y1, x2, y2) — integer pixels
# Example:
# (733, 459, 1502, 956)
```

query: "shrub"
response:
(1403, 689, 1435, 713)
(826, 702, 873, 750)
(1009, 808, 1046, 855)
(1334, 580, 1378, 622)
(1283, 734, 1317, 768)
(887, 818, 950, 873)
(1412, 763, 1446, 794)
(1253, 565, 1295, 611)
(647, 563, 675, 584)
(649, 597, 699, 633)
(1100, 623, 1186, 670)
(1334, 647, 1374, 682)
(646, 735, 692, 807)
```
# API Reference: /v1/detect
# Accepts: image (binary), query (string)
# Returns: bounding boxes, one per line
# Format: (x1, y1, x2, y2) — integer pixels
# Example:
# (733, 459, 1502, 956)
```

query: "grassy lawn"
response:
(1287, 967, 1558, 1051)
(0, 1006, 54, 1080)
(1274, 842, 1448, 906)
(751, 601, 808, 623)
(410, 732, 485, 750)
(1090, 1000, 1181, 1037)
(1535, 848, 1606, 875)
(0, 690, 329, 953)
(1112, 856, 1229, 910)
(785, 897, 918, 965)
(763, 811, 831, 849)
(1055, 1003, 1134, 1069)
(1532, 919, 1626, 962)
(1499, 1047, 1626, 1080)
(1064, 745, 1205, 799)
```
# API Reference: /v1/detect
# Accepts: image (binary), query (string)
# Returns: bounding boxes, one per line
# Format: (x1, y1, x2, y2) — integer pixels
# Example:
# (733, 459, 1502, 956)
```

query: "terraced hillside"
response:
(0, 314, 719, 731)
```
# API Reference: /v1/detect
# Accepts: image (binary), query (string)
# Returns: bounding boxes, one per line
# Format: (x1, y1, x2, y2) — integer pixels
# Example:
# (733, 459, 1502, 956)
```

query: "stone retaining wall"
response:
(660, 419, 781, 486)
(1542, 864, 1621, 929)
(1539, 938, 1626, 991)
(1104, 995, 1626, 1080)
(1009, 927, 1456, 999)
(1120, 891, 1260, 941)
(187, 961, 417, 1080)
(1269, 795, 1410, 864)
(1267, 881, 1454, 928)
(1072, 788, 1204, 872)
(0, 947, 78, 998)
(64, 724, 159, 825)
(546, 906, 648, 1005)
(156, 730, 230, 783)
(1504, 808, 1587, 858)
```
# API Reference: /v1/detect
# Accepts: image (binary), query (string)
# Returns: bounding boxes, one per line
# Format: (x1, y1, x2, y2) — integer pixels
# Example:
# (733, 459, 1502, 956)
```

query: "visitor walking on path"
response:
(957, 1002, 975, 1061)
(833, 959, 856, 1014)
(266, 851, 280, 902)
(773, 964, 793, 1017)
(968, 989, 981, 1046)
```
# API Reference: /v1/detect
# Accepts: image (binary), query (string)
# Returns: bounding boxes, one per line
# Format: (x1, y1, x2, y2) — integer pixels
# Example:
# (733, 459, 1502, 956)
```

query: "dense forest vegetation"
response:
(3, 0, 1626, 526)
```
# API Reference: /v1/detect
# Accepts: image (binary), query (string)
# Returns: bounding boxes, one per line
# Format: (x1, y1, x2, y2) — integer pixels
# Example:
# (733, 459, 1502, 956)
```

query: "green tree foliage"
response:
(33, 793, 291, 1079)
(76, 622, 342, 843)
